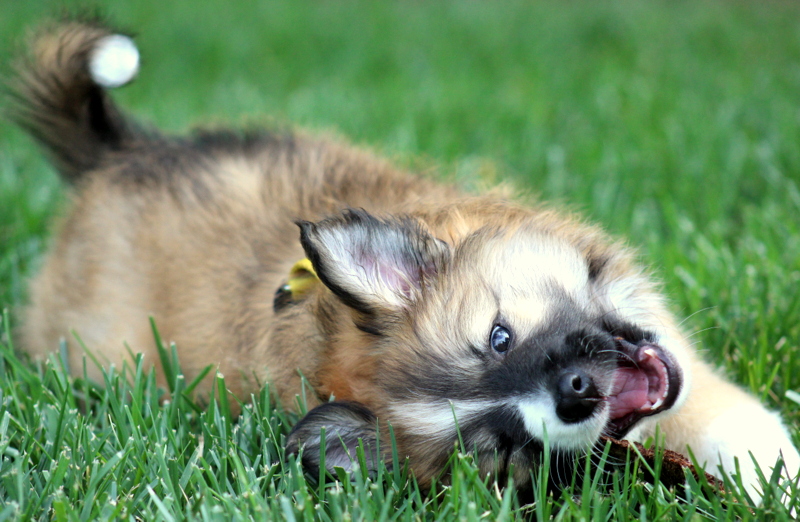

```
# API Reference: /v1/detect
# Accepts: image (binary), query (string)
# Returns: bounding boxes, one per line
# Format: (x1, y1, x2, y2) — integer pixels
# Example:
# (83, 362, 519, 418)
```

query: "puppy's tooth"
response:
(642, 348, 657, 360)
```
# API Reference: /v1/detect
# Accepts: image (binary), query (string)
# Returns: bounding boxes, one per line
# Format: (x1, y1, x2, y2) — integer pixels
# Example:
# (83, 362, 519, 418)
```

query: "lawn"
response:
(2, 0, 800, 519)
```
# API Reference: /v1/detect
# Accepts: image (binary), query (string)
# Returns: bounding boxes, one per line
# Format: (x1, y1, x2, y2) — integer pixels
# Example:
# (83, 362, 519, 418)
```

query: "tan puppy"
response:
(11, 20, 799, 500)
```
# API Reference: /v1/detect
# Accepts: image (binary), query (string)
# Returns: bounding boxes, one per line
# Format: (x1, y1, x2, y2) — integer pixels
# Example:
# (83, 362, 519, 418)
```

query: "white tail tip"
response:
(89, 34, 139, 88)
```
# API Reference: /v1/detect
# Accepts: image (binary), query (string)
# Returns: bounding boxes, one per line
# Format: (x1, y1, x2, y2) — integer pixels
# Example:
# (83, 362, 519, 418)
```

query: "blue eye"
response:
(490, 325, 511, 353)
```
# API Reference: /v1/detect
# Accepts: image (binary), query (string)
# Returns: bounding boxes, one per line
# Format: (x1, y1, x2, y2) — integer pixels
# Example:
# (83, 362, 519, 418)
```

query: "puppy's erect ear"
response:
(297, 209, 449, 314)
(286, 402, 384, 477)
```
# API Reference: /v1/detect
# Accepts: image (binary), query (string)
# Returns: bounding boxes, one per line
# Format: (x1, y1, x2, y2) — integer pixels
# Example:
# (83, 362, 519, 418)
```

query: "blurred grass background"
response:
(2, 0, 800, 518)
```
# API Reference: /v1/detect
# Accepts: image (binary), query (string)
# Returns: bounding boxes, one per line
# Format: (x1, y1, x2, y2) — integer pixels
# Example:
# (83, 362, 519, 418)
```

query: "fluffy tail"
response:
(9, 20, 145, 183)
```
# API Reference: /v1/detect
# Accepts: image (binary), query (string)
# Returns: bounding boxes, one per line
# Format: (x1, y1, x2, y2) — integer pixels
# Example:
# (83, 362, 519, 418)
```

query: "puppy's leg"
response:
(656, 357, 800, 503)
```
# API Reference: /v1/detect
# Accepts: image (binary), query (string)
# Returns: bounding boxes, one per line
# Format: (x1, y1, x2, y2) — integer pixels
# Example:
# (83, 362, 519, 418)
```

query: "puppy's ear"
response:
(297, 209, 449, 314)
(286, 402, 384, 477)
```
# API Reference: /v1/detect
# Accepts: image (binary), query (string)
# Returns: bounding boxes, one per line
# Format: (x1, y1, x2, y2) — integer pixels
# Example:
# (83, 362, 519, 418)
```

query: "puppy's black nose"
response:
(555, 369, 601, 423)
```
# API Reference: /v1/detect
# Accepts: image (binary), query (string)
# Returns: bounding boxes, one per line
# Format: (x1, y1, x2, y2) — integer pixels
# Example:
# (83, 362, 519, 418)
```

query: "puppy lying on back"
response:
(11, 21, 800, 500)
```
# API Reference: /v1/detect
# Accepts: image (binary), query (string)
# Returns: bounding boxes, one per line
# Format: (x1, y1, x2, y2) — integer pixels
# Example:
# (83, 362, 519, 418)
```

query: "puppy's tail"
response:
(9, 20, 146, 183)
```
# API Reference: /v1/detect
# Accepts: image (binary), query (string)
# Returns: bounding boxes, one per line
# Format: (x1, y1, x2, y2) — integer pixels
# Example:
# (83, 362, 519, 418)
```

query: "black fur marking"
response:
(461, 405, 528, 453)
(115, 130, 288, 198)
(86, 86, 124, 148)
(600, 317, 655, 344)
(587, 254, 609, 281)
(381, 350, 483, 401)
(469, 344, 489, 361)
(191, 128, 292, 156)
(563, 329, 616, 358)
(356, 323, 384, 337)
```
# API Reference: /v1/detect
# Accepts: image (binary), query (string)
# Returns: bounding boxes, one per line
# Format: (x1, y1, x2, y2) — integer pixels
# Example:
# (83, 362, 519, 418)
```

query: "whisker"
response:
(595, 348, 637, 366)
(682, 326, 720, 340)
(677, 306, 716, 328)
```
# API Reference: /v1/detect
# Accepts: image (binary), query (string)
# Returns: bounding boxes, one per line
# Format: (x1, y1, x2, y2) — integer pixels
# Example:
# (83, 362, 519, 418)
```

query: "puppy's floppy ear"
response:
(286, 402, 384, 477)
(297, 209, 449, 314)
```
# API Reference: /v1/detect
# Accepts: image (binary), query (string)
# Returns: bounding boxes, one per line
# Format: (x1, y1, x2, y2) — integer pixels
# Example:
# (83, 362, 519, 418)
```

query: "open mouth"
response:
(604, 340, 682, 439)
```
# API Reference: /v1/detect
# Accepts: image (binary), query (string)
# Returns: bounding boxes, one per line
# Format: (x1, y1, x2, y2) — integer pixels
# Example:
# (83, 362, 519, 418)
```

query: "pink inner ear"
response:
(358, 253, 415, 299)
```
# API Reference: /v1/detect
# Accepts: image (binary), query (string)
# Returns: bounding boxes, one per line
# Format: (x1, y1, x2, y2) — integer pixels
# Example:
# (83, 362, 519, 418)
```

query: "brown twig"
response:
(600, 437, 725, 493)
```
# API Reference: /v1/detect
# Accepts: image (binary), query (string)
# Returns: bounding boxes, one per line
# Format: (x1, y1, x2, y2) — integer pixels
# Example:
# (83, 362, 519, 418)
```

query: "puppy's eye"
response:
(490, 325, 511, 353)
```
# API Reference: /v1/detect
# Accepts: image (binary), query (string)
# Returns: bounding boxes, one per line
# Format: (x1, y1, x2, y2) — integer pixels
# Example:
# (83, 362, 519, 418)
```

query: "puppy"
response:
(10, 20, 799, 500)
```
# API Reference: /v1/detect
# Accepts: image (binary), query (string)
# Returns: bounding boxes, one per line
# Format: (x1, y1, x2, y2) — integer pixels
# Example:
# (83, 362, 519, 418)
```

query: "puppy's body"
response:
(12, 21, 800, 498)
(24, 123, 458, 405)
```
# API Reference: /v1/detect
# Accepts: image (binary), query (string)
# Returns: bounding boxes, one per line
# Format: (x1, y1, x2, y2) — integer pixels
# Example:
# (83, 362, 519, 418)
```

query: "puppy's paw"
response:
(285, 401, 384, 477)
(694, 402, 799, 505)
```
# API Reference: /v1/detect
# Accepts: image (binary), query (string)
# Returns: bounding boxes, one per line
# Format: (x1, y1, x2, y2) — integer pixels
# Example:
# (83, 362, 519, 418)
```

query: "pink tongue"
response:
(606, 345, 671, 421)
(607, 367, 650, 419)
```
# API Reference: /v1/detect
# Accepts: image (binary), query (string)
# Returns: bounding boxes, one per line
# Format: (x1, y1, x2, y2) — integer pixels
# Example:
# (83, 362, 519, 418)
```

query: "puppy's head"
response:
(285, 207, 690, 488)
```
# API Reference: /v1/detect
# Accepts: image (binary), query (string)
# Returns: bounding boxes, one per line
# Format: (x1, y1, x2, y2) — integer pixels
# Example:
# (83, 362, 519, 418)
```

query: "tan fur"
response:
(12, 21, 800, 500)
(23, 135, 460, 401)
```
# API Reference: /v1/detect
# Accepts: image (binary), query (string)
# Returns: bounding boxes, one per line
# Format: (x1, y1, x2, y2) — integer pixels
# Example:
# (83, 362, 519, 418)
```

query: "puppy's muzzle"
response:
(551, 338, 683, 440)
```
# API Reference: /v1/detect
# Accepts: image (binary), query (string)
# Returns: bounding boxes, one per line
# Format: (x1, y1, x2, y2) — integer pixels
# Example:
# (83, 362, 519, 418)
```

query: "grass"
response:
(2, 0, 800, 519)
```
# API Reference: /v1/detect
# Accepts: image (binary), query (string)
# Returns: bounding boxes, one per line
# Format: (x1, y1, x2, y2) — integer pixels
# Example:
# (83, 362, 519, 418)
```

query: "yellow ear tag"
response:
(287, 258, 318, 298)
